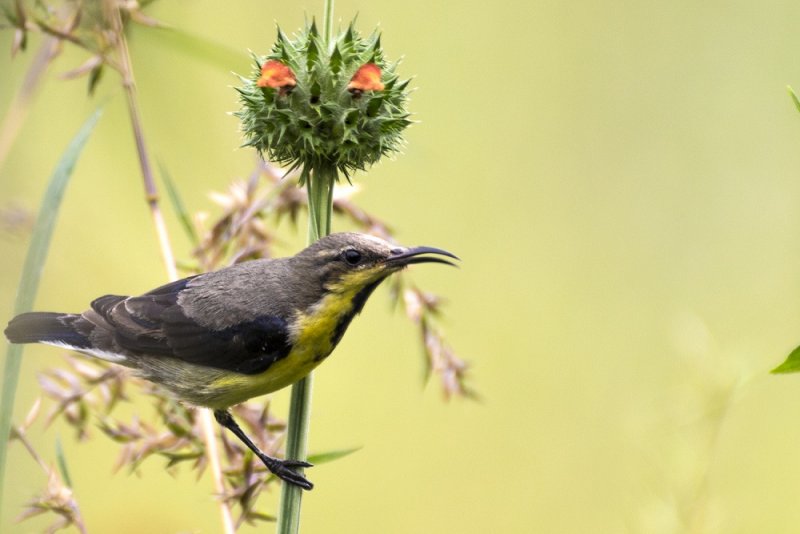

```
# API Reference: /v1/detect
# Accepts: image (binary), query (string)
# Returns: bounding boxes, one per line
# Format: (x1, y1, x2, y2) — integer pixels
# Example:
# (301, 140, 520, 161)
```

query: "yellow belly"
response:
(204, 282, 366, 408)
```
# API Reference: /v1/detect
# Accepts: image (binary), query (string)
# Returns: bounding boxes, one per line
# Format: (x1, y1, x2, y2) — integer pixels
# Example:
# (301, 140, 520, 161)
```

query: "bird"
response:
(4, 232, 458, 490)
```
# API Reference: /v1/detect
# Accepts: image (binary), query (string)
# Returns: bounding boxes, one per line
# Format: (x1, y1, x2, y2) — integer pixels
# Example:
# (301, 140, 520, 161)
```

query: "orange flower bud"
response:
(347, 63, 384, 94)
(257, 60, 297, 91)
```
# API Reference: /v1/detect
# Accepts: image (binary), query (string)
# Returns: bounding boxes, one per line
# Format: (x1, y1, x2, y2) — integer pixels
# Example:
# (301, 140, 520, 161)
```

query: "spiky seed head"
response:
(235, 20, 412, 181)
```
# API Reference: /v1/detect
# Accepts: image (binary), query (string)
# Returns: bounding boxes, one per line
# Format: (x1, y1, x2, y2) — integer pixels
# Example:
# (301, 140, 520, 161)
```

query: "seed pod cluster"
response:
(236, 21, 412, 180)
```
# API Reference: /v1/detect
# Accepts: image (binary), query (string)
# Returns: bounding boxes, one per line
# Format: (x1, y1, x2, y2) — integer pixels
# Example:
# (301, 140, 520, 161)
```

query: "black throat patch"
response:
(324, 278, 386, 357)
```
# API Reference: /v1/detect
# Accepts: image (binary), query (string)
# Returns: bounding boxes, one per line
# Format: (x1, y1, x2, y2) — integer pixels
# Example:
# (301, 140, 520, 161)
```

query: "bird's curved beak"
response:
(385, 246, 460, 268)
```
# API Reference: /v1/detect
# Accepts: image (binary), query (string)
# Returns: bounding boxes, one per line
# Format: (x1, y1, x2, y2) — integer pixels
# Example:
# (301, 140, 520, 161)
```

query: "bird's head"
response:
(294, 232, 458, 294)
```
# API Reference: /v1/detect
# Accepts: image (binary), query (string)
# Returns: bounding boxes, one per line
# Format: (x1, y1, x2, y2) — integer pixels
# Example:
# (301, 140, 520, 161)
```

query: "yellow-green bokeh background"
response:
(4, 0, 800, 532)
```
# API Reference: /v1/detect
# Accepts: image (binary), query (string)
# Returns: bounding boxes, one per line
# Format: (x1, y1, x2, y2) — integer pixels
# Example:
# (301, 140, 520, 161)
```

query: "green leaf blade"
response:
(307, 446, 361, 465)
(0, 108, 102, 520)
(772, 344, 800, 373)
(55, 437, 73, 488)
(789, 85, 800, 113)
(141, 26, 248, 73)
(158, 160, 199, 247)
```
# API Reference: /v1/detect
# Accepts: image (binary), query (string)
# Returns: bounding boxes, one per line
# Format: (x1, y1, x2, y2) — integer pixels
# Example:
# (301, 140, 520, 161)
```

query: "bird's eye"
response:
(341, 249, 362, 266)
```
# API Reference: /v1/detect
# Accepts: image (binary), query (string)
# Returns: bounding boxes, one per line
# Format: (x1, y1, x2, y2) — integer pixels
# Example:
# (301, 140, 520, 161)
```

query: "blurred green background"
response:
(3, 0, 800, 532)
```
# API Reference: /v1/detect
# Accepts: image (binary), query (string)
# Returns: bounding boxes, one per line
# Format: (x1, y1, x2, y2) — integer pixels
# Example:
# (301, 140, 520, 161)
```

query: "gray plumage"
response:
(5, 232, 457, 408)
(4, 232, 457, 490)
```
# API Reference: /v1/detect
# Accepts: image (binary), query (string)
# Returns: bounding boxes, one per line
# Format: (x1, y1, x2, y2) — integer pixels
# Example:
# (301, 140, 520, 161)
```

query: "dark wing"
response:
(89, 277, 292, 375)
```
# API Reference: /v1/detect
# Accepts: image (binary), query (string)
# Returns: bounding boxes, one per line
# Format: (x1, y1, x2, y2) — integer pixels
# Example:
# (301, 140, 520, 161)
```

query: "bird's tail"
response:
(4, 312, 91, 349)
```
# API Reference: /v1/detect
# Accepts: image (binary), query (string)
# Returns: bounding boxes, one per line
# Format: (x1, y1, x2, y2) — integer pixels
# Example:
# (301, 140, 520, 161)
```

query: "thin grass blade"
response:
(158, 160, 199, 247)
(789, 86, 800, 113)
(140, 26, 247, 72)
(0, 108, 102, 519)
(772, 344, 800, 374)
(55, 437, 72, 487)
(307, 446, 361, 465)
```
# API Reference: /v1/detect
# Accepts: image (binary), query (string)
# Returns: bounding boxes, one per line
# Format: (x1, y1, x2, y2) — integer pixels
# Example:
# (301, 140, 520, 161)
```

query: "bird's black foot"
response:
(258, 454, 314, 490)
(214, 409, 314, 490)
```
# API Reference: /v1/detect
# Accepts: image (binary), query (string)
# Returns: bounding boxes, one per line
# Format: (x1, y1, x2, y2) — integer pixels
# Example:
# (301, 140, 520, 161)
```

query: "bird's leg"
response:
(213, 409, 314, 490)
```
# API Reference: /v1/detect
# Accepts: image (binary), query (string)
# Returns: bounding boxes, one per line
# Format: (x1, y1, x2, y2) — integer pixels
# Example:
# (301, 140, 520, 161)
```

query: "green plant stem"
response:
(305, 164, 335, 242)
(323, 0, 335, 50)
(107, 4, 235, 532)
(111, 7, 177, 279)
(277, 373, 313, 534)
(280, 3, 335, 531)
(277, 165, 335, 532)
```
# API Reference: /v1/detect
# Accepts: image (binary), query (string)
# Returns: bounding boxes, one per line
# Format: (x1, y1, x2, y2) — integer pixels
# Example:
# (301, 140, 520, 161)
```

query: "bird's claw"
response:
(261, 455, 314, 490)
